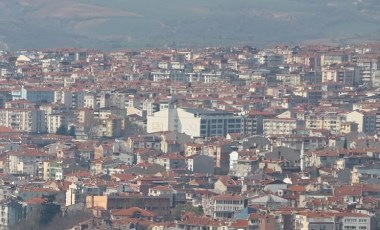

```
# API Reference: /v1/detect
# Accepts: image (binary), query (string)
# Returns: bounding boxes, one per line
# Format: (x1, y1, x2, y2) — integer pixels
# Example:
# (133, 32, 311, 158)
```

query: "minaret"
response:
(300, 140, 305, 172)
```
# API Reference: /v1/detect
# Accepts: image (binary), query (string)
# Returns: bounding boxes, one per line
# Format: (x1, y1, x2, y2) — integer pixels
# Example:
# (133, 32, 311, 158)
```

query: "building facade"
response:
(0, 109, 46, 133)
(147, 107, 242, 138)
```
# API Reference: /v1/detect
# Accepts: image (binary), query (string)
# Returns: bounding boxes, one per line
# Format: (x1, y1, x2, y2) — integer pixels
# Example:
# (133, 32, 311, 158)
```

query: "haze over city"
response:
(1, 0, 380, 49)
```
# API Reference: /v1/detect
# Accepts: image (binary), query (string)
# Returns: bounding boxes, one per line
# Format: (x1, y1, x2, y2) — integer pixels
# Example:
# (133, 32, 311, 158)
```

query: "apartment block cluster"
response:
(0, 44, 379, 229)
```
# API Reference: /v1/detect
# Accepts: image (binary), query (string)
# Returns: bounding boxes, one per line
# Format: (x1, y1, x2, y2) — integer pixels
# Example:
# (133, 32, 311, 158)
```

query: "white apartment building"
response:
(47, 113, 63, 134)
(340, 215, 371, 230)
(321, 52, 348, 66)
(42, 160, 63, 181)
(294, 212, 371, 230)
(0, 109, 46, 133)
(258, 52, 284, 66)
(66, 183, 79, 207)
(210, 194, 246, 219)
(147, 107, 242, 138)
(263, 118, 297, 136)
(346, 110, 376, 134)
(295, 213, 335, 230)
(356, 54, 380, 86)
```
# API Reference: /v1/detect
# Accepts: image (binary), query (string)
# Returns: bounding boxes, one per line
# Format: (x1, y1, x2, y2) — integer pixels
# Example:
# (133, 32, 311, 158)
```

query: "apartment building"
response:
(355, 54, 380, 86)
(321, 65, 361, 86)
(0, 108, 46, 133)
(84, 91, 98, 109)
(8, 148, 52, 176)
(294, 212, 371, 230)
(321, 52, 349, 66)
(151, 70, 188, 82)
(351, 164, 380, 184)
(75, 108, 94, 128)
(295, 212, 336, 230)
(346, 111, 377, 134)
(307, 149, 341, 168)
(242, 111, 275, 135)
(4, 100, 35, 109)
(272, 135, 328, 151)
(47, 112, 74, 133)
(0, 199, 24, 229)
(147, 107, 242, 138)
(210, 194, 247, 219)
(153, 154, 186, 171)
(60, 90, 85, 109)
(42, 159, 64, 181)
(202, 140, 235, 171)
(110, 92, 142, 110)
(102, 115, 123, 138)
(20, 86, 55, 103)
(126, 135, 161, 151)
(305, 112, 346, 134)
(263, 118, 297, 136)
(258, 52, 284, 66)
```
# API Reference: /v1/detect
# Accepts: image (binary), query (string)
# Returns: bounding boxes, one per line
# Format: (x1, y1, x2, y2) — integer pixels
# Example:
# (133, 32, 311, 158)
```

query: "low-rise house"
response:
(230, 155, 260, 177)
(203, 140, 236, 174)
(249, 194, 290, 210)
(176, 213, 226, 230)
(135, 149, 162, 164)
(110, 207, 157, 221)
(76, 142, 96, 160)
(307, 149, 343, 168)
(214, 176, 242, 194)
(153, 153, 186, 171)
(127, 135, 161, 151)
(184, 142, 203, 157)
(263, 180, 288, 193)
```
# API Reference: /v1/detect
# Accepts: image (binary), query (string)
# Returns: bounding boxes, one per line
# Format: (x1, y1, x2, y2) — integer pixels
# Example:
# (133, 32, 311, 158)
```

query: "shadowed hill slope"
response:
(0, 0, 380, 50)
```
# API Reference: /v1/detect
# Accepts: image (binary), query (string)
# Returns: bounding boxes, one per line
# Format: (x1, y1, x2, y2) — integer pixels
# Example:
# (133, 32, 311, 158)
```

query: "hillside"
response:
(0, 0, 379, 50)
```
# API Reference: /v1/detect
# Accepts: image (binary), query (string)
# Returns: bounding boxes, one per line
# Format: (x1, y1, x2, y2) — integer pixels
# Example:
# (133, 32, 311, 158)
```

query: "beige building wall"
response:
(86, 195, 108, 210)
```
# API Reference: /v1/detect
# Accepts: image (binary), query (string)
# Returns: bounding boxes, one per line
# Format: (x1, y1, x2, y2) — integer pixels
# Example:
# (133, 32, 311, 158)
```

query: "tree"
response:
(56, 124, 68, 135)
(170, 204, 204, 220)
(13, 196, 61, 230)
(343, 138, 348, 149)
(13, 209, 92, 230)
(42, 210, 92, 230)
(68, 126, 76, 137)
(39, 202, 60, 226)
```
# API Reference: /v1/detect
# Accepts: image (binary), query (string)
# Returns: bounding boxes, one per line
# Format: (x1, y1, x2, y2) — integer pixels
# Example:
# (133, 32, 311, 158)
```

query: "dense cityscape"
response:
(0, 43, 379, 229)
